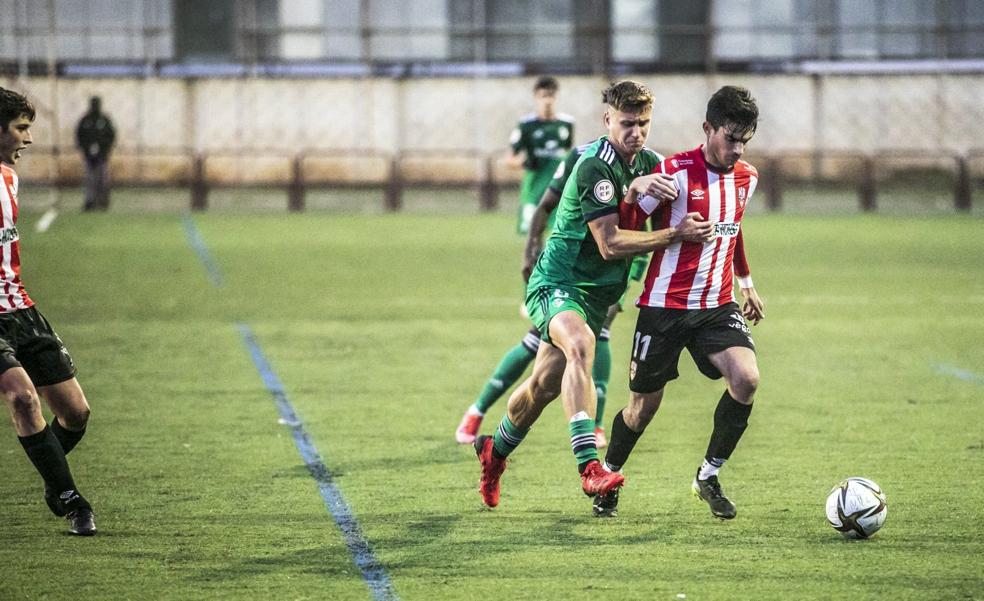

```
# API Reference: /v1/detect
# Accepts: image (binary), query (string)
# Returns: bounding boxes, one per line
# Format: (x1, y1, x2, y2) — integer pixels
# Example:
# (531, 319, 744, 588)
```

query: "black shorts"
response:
(0, 306, 77, 387)
(628, 302, 755, 393)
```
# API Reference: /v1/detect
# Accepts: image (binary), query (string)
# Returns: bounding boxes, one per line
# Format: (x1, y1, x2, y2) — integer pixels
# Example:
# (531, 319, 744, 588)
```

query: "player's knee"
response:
(6, 388, 40, 418)
(62, 404, 91, 430)
(730, 367, 759, 402)
(563, 335, 595, 369)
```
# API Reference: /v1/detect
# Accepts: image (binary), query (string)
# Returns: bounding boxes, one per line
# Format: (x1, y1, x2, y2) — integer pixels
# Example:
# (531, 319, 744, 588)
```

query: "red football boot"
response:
(474, 435, 507, 508)
(580, 460, 625, 497)
(456, 412, 483, 444)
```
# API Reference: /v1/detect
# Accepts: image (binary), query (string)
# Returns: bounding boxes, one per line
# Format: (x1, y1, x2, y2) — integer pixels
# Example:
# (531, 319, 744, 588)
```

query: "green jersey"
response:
(528, 136, 663, 305)
(511, 113, 574, 233)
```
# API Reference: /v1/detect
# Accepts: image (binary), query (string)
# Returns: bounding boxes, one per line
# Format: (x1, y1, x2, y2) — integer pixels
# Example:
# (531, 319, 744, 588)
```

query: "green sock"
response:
(492, 416, 529, 458)
(569, 414, 598, 469)
(593, 335, 611, 428)
(474, 340, 537, 414)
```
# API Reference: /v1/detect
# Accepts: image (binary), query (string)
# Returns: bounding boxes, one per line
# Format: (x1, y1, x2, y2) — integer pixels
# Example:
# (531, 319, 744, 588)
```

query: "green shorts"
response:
(526, 284, 616, 344)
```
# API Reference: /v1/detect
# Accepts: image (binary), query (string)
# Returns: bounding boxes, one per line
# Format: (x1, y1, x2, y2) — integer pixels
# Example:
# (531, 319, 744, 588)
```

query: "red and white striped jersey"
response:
(632, 145, 757, 310)
(0, 164, 34, 313)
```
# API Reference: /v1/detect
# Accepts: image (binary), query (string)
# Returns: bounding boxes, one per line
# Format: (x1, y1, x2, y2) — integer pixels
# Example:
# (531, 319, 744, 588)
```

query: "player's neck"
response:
(701, 146, 732, 174)
(537, 108, 555, 120)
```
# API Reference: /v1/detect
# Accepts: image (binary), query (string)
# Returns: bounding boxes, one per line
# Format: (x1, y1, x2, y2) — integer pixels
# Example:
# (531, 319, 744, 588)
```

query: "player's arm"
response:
(733, 229, 765, 324)
(522, 187, 561, 282)
(505, 124, 526, 168)
(589, 211, 713, 260)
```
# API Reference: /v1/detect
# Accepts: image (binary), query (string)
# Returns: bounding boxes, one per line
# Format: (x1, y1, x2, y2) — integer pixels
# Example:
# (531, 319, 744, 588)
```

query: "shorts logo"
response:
(551, 289, 570, 308)
(729, 311, 751, 335)
(594, 180, 615, 203)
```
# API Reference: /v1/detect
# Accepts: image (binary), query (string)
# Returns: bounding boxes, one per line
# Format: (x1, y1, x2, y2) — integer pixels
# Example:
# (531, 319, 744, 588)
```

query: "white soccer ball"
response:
(825, 477, 888, 539)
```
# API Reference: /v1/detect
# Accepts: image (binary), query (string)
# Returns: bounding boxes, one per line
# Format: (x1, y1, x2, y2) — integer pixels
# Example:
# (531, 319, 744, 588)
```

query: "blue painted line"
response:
(934, 363, 984, 386)
(236, 323, 399, 601)
(182, 214, 224, 287)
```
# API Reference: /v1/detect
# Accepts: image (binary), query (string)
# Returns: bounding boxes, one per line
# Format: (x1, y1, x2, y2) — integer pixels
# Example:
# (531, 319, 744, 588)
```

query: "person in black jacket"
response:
(75, 96, 116, 211)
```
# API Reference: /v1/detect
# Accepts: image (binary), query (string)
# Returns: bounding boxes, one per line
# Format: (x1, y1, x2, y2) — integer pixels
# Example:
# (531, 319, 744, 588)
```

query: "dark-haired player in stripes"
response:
(0, 87, 96, 535)
(472, 80, 716, 508)
(596, 86, 765, 520)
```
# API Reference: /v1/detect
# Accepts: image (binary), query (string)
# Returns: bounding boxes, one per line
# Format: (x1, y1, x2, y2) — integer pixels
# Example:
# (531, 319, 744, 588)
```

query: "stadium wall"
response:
(3, 73, 983, 188)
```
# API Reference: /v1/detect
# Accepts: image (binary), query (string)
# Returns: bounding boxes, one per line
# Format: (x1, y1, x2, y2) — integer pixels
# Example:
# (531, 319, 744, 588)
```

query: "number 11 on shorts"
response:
(633, 331, 651, 361)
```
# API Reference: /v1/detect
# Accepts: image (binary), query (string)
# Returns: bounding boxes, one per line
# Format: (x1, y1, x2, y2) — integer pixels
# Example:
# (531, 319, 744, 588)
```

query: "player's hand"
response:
(676, 212, 715, 243)
(741, 286, 765, 324)
(626, 173, 677, 205)
(522, 241, 542, 282)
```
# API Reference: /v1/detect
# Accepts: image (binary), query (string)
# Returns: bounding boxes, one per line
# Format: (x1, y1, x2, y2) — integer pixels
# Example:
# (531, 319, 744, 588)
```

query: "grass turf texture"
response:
(1, 208, 982, 600)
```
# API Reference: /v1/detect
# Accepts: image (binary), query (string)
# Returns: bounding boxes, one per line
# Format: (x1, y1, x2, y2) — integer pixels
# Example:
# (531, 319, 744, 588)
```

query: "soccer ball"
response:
(825, 477, 887, 539)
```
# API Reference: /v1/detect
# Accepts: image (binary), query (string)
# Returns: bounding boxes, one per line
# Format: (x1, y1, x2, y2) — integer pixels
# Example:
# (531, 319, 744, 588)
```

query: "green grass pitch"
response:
(1, 206, 982, 600)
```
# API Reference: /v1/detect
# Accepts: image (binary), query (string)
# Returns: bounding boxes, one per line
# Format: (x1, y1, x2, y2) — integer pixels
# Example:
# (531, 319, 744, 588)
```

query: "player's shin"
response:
(51, 417, 86, 454)
(18, 424, 87, 510)
(592, 332, 611, 427)
(569, 411, 598, 471)
(700, 390, 753, 479)
(474, 340, 537, 414)
(604, 409, 646, 472)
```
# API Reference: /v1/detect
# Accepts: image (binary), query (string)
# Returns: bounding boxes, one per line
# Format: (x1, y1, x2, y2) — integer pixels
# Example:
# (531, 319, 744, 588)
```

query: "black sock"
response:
(18, 425, 79, 497)
(604, 410, 645, 472)
(704, 390, 753, 463)
(51, 418, 86, 454)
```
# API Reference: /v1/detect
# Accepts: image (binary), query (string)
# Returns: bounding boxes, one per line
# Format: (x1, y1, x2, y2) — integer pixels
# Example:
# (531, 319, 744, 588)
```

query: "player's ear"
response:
(603, 108, 612, 128)
(702, 121, 713, 137)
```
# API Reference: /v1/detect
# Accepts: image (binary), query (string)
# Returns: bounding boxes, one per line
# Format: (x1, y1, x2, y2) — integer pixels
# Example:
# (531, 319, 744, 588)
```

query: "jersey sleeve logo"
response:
(593, 179, 615, 203)
(509, 128, 521, 144)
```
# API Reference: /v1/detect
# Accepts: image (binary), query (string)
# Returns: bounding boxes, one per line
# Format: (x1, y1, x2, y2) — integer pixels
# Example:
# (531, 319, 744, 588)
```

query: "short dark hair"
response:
(0, 87, 36, 131)
(706, 86, 758, 138)
(602, 80, 653, 114)
(534, 76, 559, 93)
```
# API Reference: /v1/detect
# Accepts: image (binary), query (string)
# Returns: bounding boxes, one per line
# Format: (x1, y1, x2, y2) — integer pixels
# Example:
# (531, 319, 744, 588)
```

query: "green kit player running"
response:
(455, 143, 648, 448)
(472, 80, 715, 508)
(506, 76, 574, 234)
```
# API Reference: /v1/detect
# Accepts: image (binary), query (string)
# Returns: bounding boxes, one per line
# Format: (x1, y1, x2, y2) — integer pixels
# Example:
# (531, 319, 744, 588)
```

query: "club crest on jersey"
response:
(0, 226, 19, 245)
(594, 180, 615, 203)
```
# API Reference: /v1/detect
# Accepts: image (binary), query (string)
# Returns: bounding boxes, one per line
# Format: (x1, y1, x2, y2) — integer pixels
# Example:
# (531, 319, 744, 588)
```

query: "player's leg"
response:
(689, 305, 758, 520)
(474, 341, 565, 507)
(595, 305, 686, 517)
(699, 346, 758, 481)
(547, 310, 624, 496)
(592, 303, 621, 448)
(39, 377, 91, 454)
(14, 309, 97, 533)
(3, 367, 94, 533)
(456, 328, 539, 444)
